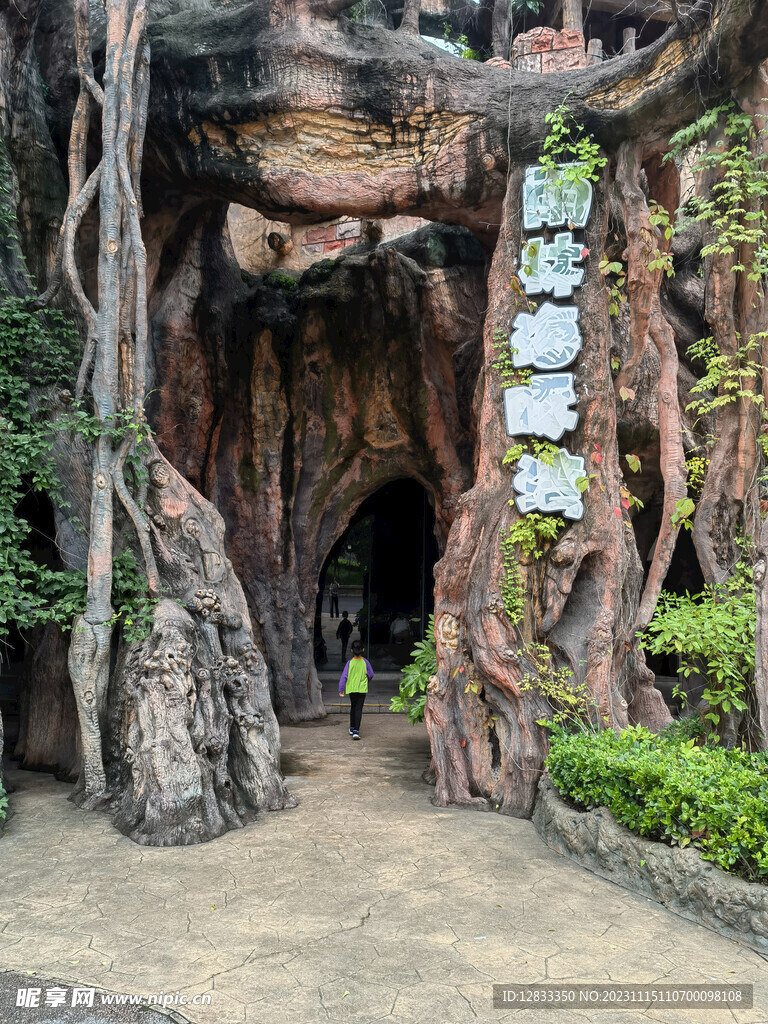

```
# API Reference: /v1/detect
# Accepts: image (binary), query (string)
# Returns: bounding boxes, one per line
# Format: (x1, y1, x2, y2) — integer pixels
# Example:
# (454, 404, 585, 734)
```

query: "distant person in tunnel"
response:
(329, 578, 340, 618)
(336, 610, 353, 663)
(339, 640, 373, 740)
(389, 613, 411, 644)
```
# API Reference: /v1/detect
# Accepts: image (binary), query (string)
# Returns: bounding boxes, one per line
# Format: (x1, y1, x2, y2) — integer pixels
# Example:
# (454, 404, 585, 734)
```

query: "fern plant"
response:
(390, 615, 436, 724)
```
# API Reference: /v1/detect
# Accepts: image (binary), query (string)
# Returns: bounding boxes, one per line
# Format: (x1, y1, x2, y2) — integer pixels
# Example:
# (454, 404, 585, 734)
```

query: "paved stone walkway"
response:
(1, 716, 767, 1024)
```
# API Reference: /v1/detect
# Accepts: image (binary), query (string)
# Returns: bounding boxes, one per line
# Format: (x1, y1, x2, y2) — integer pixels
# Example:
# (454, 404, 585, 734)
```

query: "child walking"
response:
(338, 640, 373, 740)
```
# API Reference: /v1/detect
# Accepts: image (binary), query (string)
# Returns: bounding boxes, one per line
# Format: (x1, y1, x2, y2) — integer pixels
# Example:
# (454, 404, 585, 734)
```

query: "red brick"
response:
(513, 26, 551, 55)
(323, 239, 346, 252)
(553, 29, 585, 50)
(530, 27, 556, 52)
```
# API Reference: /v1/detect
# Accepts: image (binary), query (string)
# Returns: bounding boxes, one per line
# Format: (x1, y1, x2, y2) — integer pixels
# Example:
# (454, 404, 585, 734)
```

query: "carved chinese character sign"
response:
(519, 232, 585, 298)
(508, 163, 593, 522)
(522, 164, 593, 231)
(510, 302, 582, 370)
(512, 450, 587, 521)
(503, 374, 578, 442)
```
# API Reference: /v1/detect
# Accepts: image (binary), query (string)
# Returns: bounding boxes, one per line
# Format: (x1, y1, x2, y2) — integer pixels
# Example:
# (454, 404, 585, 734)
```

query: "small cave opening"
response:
(1, 486, 61, 766)
(488, 723, 501, 777)
(641, 521, 706, 716)
(314, 479, 439, 709)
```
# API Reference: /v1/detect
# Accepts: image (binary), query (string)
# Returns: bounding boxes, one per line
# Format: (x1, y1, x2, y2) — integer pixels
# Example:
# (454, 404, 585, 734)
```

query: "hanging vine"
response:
(34, 0, 156, 808)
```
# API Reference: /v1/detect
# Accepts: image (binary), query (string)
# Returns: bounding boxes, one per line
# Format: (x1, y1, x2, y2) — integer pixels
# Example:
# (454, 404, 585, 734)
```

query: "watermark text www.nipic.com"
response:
(15, 987, 212, 1009)
(492, 984, 753, 1010)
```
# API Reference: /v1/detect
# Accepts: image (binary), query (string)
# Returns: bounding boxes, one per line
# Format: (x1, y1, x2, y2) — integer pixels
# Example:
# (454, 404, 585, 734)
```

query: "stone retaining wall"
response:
(533, 777, 768, 953)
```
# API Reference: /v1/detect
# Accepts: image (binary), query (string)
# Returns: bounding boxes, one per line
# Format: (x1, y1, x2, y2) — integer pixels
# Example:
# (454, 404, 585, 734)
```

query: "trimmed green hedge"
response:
(546, 723, 768, 881)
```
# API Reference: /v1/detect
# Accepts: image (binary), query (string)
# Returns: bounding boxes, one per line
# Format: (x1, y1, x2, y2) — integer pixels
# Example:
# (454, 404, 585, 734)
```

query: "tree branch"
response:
(397, 0, 421, 34)
(113, 433, 161, 596)
(615, 141, 687, 640)
(142, 0, 768, 233)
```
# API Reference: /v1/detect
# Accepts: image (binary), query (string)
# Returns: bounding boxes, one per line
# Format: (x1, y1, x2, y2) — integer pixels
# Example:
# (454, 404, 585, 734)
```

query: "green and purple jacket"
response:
(339, 657, 374, 695)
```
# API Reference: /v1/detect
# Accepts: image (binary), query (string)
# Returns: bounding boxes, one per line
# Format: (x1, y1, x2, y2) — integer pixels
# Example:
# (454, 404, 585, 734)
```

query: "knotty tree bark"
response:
(614, 141, 688, 639)
(428, 165, 671, 814)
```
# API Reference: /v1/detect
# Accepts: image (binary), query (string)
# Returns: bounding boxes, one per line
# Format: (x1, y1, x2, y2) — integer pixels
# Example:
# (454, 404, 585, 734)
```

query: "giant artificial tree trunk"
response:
(1, 0, 296, 843)
(104, 446, 296, 844)
(428, 164, 673, 814)
(3, 0, 768, 840)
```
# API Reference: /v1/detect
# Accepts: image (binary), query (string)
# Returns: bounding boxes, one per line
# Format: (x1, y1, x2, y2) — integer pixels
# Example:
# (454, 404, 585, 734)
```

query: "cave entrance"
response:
(642, 522, 706, 716)
(315, 479, 439, 712)
(1, 487, 62, 770)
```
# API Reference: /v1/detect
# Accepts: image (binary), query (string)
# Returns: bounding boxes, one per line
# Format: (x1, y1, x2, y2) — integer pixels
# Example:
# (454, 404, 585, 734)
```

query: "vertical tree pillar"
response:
(562, 0, 582, 33)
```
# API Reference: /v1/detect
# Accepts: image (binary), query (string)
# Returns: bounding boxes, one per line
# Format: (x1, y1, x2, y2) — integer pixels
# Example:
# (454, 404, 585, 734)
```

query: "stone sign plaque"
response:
(512, 448, 586, 521)
(503, 373, 578, 442)
(510, 301, 582, 370)
(519, 231, 585, 298)
(522, 163, 593, 231)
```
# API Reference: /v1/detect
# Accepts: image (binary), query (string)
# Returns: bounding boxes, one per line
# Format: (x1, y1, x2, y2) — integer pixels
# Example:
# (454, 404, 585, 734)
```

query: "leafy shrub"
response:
(390, 616, 436, 724)
(499, 514, 564, 626)
(0, 780, 7, 823)
(666, 102, 768, 281)
(0, 296, 79, 638)
(265, 270, 298, 292)
(519, 642, 600, 732)
(640, 558, 755, 740)
(0, 291, 158, 645)
(547, 724, 768, 880)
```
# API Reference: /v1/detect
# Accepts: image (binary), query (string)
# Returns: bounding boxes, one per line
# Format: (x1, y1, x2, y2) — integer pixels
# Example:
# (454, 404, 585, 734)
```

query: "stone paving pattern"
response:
(1, 716, 767, 1024)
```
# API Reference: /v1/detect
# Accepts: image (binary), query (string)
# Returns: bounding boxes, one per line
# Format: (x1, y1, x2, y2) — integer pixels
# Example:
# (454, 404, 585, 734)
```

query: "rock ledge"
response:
(533, 777, 768, 953)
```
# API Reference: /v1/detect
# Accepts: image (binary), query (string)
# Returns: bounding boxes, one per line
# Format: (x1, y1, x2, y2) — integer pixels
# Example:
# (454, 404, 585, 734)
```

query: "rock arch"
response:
(148, 214, 487, 722)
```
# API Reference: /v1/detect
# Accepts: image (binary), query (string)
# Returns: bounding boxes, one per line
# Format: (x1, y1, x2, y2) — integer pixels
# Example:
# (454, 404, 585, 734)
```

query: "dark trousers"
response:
(349, 692, 366, 731)
(341, 639, 349, 663)
(330, 594, 339, 617)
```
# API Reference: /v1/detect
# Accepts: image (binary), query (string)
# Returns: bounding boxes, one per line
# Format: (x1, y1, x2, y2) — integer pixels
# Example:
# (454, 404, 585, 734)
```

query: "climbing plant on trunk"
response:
(35, 0, 160, 808)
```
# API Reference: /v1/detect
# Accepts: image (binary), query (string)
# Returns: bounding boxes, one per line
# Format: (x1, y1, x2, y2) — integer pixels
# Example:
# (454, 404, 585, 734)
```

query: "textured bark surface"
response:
(146, 212, 484, 720)
(614, 141, 687, 638)
(2, 0, 768, 838)
(428, 167, 671, 817)
(690, 100, 766, 586)
(0, 0, 296, 843)
(33, 0, 768, 239)
(15, 625, 81, 780)
(102, 448, 295, 845)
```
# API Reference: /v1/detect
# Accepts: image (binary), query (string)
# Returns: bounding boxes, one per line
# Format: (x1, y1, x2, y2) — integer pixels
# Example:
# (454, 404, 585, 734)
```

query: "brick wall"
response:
(511, 27, 588, 73)
(228, 207, 428, 275)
